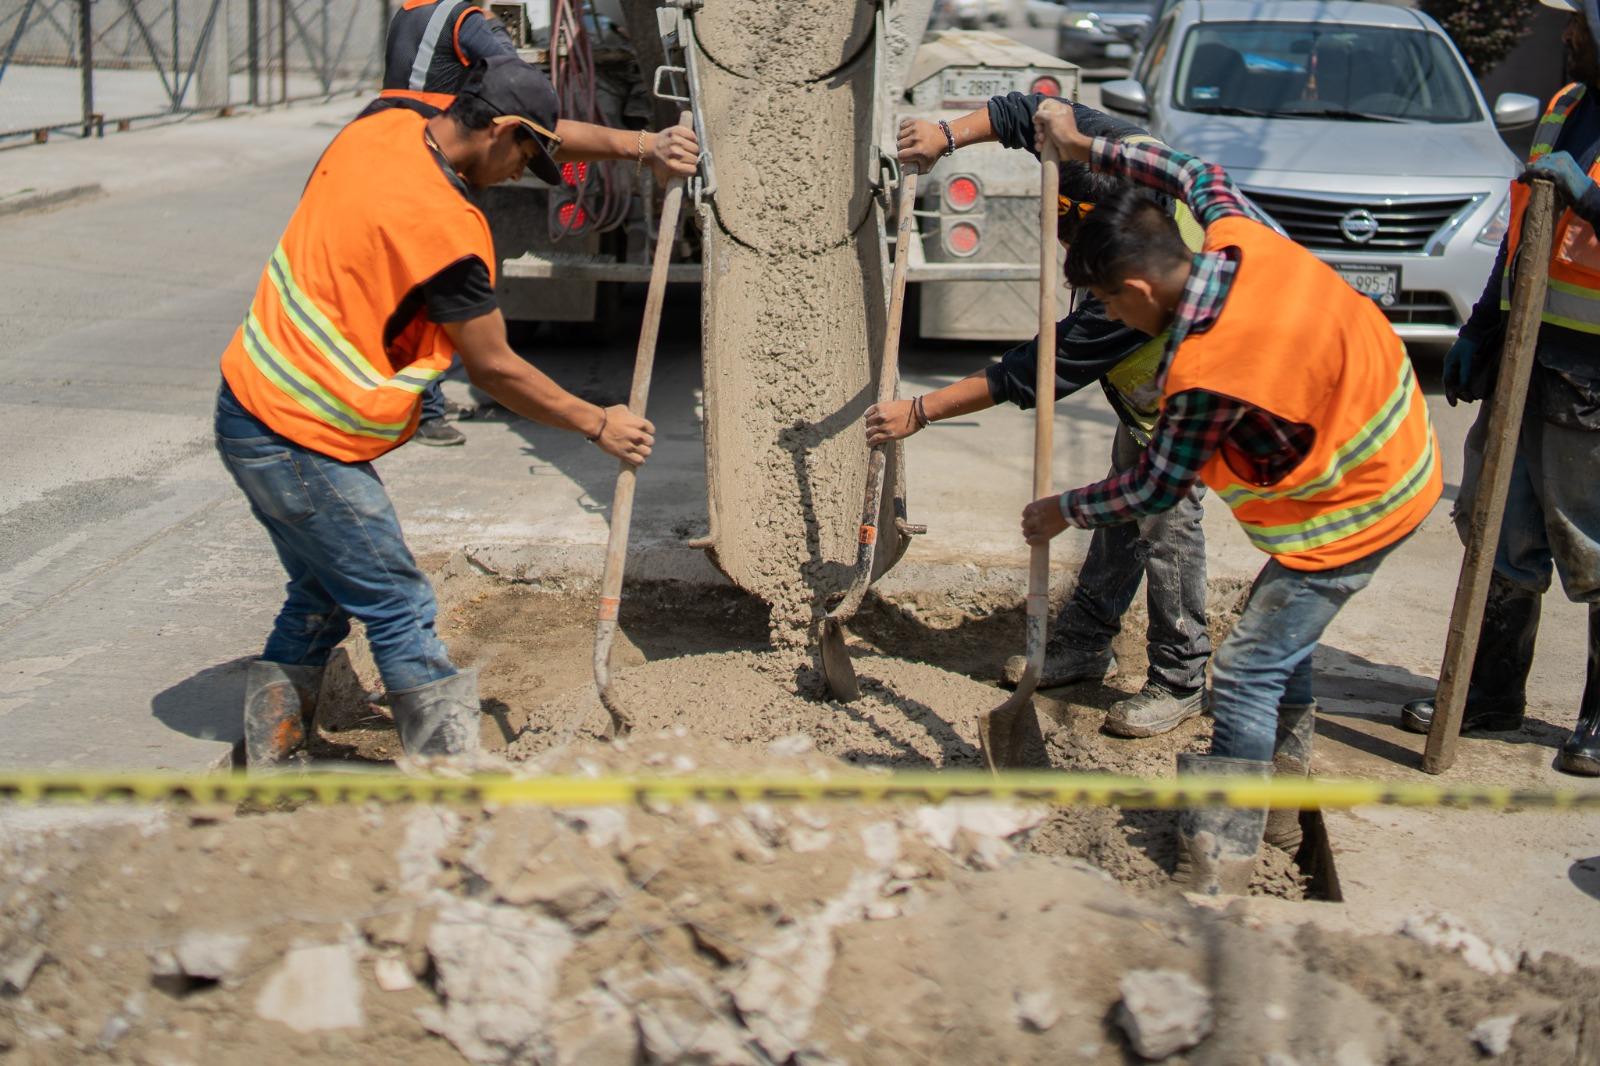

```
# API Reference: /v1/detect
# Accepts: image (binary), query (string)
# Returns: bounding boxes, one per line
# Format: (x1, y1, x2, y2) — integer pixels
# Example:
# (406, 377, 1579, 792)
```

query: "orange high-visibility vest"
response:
(219, 107, 494, 462)
(1164, 216, 1442, 571)
(1501, 82, 1600, 334)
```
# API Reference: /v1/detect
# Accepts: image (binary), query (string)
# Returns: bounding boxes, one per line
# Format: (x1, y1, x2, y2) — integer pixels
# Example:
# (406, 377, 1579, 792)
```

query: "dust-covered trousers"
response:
(1207, 539, 1403, 762)
(214, 381, 458, 693)
(1054, 423, 1212, 691)
(1456, 400, 1600, 603)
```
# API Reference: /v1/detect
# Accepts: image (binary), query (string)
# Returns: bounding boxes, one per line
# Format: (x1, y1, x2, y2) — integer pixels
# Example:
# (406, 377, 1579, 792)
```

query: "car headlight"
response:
(1063, 11, 1098, 29)
(1476, 196, 1511, 247)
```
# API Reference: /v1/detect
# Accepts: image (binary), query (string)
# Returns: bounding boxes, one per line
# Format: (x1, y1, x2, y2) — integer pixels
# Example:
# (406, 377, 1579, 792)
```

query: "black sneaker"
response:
(414, 418, 466, 447)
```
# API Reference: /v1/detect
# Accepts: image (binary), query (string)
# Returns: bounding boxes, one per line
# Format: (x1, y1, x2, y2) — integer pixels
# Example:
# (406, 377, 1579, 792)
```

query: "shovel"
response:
(593, 110, 693, 735)
(818, 164, 921, 702)
(977, 144, 1059, 771)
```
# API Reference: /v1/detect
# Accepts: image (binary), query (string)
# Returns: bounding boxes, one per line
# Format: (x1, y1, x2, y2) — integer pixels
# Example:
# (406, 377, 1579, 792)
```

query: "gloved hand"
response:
(1523, 151, 1595, 206)
(1442, 334, 1478, 407)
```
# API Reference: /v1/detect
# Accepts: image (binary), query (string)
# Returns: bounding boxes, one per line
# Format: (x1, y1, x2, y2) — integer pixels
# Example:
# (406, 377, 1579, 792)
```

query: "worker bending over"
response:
(218, 57, 676, 766)
(1026, 99, 1441, 894)
(1401, 0, 1600, 778)
(879, 95, 1212, 739)
(379, 0, 698, 445)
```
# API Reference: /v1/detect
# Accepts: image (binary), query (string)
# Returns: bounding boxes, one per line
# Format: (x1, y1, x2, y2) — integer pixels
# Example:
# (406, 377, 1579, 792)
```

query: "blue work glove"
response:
(1523, 151, 1595, 205)
(1442, 334, 1478, 407)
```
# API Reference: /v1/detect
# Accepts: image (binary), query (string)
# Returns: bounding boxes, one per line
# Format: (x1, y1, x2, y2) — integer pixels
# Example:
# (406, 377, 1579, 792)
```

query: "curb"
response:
(0, 182, 104, 219)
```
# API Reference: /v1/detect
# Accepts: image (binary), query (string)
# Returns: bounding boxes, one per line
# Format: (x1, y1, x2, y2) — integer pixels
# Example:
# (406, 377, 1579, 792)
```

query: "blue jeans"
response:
(1208, 540, 1402, 762)
(1056, 423, 1211, 691)
(214, 382, 456, 692)
(420, 377, 447, 423)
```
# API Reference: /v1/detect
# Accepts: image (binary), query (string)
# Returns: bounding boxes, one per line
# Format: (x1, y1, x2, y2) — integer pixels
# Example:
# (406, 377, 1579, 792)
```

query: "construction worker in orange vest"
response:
(376, 0, 698, 445)
(217, 56, 691, 766)
(1401, 0, 1600, 779)
(1027, 99, 1442, 895)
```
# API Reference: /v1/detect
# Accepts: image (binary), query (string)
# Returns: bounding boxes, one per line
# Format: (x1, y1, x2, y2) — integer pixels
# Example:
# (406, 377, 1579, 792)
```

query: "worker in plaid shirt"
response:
(1024, 99, 1441, 895)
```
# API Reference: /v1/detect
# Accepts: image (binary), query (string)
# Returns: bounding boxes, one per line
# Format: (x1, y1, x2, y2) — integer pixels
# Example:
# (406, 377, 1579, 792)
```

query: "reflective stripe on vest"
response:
(219, 108, 493, 462)
(408, 0, 460, 90)
(1163, 216, 1441, 571)
(383, 0, 474, 96)
(1499, 83, 1600, 333)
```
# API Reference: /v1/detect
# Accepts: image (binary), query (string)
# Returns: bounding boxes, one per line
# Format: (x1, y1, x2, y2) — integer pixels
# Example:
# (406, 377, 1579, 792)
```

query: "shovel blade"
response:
(819, 616, 862, 702)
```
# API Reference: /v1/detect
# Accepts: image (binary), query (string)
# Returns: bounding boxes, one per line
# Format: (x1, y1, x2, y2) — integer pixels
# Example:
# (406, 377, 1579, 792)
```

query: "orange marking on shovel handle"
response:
(598, 596, 621, 622)
(858, 524, 878, 546)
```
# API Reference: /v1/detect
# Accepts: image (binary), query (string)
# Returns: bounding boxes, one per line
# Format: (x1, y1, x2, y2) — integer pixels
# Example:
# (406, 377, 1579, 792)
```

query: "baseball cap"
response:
(1541, 0, 1579, 11)
(459, 55, 563, 184)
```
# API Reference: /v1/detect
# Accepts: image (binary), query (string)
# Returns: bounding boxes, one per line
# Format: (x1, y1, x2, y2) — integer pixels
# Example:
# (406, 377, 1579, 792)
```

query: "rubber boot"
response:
(1558, 606, 1600, 777)
(1172, 753, 1269, 896)
(390, 668, 482, 758)
(1401, 575, 1538, 735)
(243, 660, 323, 767)
(1264, 703, 1315, 853)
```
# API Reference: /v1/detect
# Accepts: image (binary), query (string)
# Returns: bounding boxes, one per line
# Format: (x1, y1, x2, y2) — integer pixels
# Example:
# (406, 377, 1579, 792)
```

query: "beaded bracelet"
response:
(937, 120, 956, 157)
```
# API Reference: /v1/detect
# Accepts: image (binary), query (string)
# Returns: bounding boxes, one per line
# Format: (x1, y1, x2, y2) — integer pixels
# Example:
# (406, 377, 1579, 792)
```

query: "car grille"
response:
(1382, 290, 1459, 328)
(1242, 189, 1476, 254)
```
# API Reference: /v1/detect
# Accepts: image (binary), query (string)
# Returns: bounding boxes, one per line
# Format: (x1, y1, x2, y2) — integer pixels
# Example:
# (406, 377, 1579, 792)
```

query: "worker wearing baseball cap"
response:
(216, 55, 663, 767)
(1402, 0, 1600, 777)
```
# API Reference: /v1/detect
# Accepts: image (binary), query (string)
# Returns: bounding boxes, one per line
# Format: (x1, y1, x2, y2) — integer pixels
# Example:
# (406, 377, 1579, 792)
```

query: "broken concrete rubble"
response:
(1115, 969, 1215, 1060)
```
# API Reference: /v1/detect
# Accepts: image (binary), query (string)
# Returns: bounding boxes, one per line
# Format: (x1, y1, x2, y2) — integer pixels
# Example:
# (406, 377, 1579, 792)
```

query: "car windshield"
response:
(1172, 22, 1481, 123)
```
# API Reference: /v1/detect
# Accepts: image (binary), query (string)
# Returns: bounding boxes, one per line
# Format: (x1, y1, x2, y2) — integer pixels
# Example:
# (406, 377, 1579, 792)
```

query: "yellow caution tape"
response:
(0, 769, 1597, 811)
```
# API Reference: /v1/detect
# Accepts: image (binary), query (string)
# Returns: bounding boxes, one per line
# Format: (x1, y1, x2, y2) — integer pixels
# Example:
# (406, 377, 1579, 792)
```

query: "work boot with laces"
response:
(414, 417, 466, 447)
(1000, 640, 1116, 690)
(1171, 753, 1269, 895)
(1264, 702, 1315, 852)
(1103, 680, 1206, 738)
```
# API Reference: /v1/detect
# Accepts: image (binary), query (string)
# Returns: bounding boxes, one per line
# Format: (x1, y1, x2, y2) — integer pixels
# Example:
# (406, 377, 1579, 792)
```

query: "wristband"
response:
(937, 120, 956, 157)
(587, 407, 609, 443)
(912, 395, 930, 429)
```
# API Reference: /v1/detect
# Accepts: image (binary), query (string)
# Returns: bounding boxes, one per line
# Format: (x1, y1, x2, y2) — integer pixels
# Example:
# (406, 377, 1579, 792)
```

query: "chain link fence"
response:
(0, 0, 388, 142)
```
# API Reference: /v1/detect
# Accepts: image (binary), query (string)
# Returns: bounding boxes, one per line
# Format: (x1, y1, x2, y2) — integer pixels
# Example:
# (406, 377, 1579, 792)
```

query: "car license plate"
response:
(1105, 42, 1133, 59)
(1336, 264, 1399, 305)
(942, 71, 1018, 103)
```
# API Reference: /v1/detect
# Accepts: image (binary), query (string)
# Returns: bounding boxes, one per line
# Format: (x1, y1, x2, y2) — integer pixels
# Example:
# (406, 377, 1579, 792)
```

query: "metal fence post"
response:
(248, 0, 260, 105)
(278, 0, 287, 103)
(78, 0, 95, 135)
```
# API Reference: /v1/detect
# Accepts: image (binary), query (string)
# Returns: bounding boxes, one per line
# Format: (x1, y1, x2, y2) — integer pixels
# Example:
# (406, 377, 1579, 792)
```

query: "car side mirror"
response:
(1101, 78, 1149, 117)
(1494, 92, 1540, 131)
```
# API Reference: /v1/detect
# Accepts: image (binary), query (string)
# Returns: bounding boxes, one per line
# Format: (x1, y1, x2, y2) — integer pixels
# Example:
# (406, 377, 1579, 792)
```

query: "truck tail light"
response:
(557, 201, 589, 229)
(1031, 75, 1062, 97)
(944, 175, 981, 212)
(560, 162, 588, 186)
(944, 220, 982, 257)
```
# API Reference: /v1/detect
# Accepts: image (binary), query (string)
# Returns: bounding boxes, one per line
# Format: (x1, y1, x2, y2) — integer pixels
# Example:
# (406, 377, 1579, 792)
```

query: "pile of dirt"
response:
(3, 733, 1594, 1065)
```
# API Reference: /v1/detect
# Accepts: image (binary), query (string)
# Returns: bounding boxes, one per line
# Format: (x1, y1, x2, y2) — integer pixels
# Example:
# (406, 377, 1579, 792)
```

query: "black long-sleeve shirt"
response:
(1462, 90, 1600, 428)
(979, 93, 1160, 411)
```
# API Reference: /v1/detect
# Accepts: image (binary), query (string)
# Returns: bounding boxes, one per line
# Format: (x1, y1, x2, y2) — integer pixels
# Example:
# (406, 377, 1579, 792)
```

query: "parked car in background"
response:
(1056, 1, 1158, 66)
(1099, 0, 1540, 344)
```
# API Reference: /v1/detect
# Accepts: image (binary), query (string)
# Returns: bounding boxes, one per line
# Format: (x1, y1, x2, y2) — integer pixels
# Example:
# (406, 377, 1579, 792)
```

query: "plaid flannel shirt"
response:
(1058, 137, 1314, 529)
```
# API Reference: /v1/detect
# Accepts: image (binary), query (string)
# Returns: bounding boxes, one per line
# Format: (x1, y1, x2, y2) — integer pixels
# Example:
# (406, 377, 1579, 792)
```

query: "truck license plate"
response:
(943, 71, 1018, 103)
(1336, 264, 1399, 305)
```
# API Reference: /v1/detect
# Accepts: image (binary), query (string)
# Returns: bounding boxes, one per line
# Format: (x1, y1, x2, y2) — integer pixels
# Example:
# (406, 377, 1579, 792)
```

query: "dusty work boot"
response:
(1103, 681, 1206, 738)
(1171, 753, 1269, 896)
(1264, 702, 1315, 853)
(1400, 575, 1539, 735)
(1000, 640, 1115, 689)
(243, 660, 323, 767)
(414, 417, 466, 447)
(1558, 607, 1600, 777)
(390, 668, 482, 758)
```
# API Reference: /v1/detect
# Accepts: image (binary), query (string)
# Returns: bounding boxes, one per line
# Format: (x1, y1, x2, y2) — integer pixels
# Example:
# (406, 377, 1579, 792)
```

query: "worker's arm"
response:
(552, 120, 699, 180)
(866, 373, 995, 443)
(443, 310, 654, 464)
(898, 94, 1150, 172)
(1033, 99, 1244, 227)
(1021, 390, 1237, 544)
(454, 9, 520, 63)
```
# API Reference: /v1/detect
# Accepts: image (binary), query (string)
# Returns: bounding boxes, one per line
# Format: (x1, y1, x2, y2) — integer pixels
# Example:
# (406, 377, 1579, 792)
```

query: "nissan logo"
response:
(1340, 209, 1380, 244)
